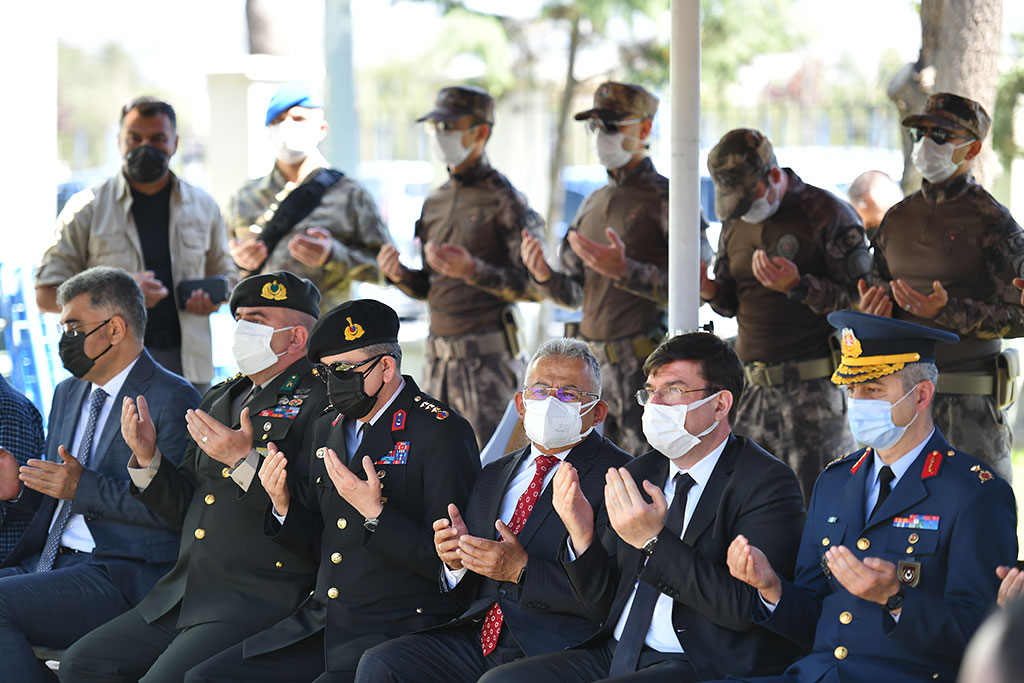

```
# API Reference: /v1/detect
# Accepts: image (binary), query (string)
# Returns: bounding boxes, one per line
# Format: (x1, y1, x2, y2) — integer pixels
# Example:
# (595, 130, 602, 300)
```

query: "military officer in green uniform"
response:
(60, 271, 330, 683)
(186, 299, 480, 683)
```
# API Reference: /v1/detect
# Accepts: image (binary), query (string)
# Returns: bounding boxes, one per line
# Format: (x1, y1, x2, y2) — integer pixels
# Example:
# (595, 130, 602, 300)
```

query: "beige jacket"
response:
(36, 172, 237, 383)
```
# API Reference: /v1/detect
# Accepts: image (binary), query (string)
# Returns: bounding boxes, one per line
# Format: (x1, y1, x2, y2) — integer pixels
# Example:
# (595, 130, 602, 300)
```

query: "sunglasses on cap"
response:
(908, 126, 973, 146)
(586, 118, 641, 134)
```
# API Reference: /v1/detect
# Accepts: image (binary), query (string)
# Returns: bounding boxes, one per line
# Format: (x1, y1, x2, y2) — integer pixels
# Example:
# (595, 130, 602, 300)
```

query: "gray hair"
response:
(361, 342, 402, 371)
(898, 361, 939, 392)
(527, 338, 601, 394)
(56, 267, 147, 339)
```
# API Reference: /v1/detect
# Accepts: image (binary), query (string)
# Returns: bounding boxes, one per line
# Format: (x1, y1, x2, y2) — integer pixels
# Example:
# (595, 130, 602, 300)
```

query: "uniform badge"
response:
(277, 397, 290, 405)
(826, 516, 838, 523)
(850, 452, 868, 474)
(436, 410, 449, 421)
(892, 514, 939, 530)
(375, 441, 410, 465)
(841, 328, 863, 359)
(971, 464, 994, 482)
(332, 413, 344, 427)
(261, 281, 287, 301)
(392, 409, 406, 432)
(280, 374, 298, 392)
(289, 399, 303, 406)
(921, 450, 942, 479)
(344, 316, 365, 341)
(898, 560, 921, 587)
(776, 233, 800, 260)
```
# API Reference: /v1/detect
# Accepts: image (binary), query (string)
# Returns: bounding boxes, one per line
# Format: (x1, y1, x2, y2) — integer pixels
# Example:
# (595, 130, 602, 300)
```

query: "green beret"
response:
(307, 299, 400, 361)
(229, 271, 320, 319)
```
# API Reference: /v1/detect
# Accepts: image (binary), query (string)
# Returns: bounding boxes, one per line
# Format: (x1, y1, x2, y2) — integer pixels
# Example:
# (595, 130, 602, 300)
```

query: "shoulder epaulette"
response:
(824, 448, 868, 472)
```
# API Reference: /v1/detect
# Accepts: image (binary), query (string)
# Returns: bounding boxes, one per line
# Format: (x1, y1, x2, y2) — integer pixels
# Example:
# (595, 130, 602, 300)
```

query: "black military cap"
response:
(574, 81, 659, 122)
(416, 86, 494, 125)
(229, 270, 320, 319)
(828, 310, 959, 386)
(707, 128, 779, 221)
(306, 299, 400, 362)
(902, 92, 991, 141)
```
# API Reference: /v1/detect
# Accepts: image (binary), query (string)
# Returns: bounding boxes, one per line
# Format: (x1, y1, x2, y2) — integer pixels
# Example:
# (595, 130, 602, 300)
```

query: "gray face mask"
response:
(741, 175, 782, 223)
(433, 129, 474, 168)
(596, 130, 634, 170)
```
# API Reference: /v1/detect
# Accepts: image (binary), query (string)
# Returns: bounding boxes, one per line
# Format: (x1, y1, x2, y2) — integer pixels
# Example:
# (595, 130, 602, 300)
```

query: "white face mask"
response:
(847, 384, 920, 450)
(911, 136, 974, 184)
(433, 128, 474, 168)
(269, 119, 322, 164)
(522, 394, 599, 451)
(641, 391, 721, 460)
(231, 320, 294, 376)
(596, 130, 634, 170)
(741, 174, 782, 223)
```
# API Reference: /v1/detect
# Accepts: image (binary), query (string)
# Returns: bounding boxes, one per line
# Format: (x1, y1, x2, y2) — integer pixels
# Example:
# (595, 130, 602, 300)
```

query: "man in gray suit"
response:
(0, 266, 199, 683)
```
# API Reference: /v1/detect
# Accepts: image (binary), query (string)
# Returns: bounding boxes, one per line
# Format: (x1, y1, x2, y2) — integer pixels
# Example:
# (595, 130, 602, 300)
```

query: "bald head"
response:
(848, 171, 903, 234)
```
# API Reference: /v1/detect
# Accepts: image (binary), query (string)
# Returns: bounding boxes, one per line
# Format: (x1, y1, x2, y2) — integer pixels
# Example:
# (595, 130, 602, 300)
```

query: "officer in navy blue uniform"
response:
(719, 310, 1017, 683)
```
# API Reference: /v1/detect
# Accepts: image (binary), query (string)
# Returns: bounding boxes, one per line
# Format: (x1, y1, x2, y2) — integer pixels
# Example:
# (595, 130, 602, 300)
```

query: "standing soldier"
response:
(227, 82, 391, 312)
(377, 85, 546, 449)
(703, 128, 870, 503)
(522, 81, 707, 455)
(860, 93, 1024, 482)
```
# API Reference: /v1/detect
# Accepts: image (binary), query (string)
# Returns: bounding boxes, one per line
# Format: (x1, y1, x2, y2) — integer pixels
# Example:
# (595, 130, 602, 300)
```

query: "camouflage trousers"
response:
(932, 393, 1013, 483)
(734, 375, 856, 506)
(588, 339, 652, 457)
(423, 333, 524, 450)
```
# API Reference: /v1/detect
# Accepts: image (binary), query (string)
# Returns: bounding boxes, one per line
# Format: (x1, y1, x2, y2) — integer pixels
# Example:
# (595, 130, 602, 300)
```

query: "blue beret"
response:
(265, 82, 324, 126)
(828, 310, 958, 385)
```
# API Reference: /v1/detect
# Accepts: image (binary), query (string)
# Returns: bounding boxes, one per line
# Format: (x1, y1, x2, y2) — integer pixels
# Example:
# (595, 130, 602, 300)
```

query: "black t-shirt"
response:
(130, 183, 181, 348)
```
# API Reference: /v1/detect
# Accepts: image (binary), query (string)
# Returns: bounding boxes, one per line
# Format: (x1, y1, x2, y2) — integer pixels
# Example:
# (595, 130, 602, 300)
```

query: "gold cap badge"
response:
(261, 281, 288, 301)
(344, 316, 365, 341)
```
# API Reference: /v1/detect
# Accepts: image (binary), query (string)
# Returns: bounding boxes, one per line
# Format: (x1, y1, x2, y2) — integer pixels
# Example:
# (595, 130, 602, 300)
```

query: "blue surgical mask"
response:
(847, 384, 919, 450)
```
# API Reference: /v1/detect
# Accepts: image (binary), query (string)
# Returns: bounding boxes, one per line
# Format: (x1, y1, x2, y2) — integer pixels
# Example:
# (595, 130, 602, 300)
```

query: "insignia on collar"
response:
(392, 410, 406, 431)
(921, 450, 942, 479)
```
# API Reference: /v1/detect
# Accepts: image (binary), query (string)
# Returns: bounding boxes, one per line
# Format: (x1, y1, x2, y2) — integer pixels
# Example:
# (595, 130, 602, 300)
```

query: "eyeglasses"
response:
(908, 126, 973, 146)
(585, 118, 640, 134)
(315, 354, 391, 383)
(635, 386, 711, 406)
(430, 120, 480, 134)
(57, 318, 112, 337)
(522, 384, 599, 403)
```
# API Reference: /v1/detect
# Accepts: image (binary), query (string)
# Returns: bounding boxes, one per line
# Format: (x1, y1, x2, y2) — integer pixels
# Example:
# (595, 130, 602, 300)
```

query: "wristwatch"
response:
(786, 275, 810, 302)
(641, 535, 660, 557)
(884, 587, 905, 612)
(363, 516, 379, 532)
(516, 563, 527, 584)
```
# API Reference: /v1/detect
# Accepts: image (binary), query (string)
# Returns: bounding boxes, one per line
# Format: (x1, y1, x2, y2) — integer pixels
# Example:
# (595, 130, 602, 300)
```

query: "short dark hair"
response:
(643, 332, 744, 421)
(56, 267, 147, 339)
(120, 96, 177, 131)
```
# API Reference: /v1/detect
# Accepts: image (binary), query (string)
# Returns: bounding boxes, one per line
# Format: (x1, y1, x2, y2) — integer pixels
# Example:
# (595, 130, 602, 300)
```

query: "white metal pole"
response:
(668, 0, 701, 336)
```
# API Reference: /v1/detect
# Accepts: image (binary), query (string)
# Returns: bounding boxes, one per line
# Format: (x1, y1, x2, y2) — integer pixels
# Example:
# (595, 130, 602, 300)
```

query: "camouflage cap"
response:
(574, 82, 658, 122)
(902, 92, 991, 141)
(416, 86, 494, 125)
(707, 128, 779, 221)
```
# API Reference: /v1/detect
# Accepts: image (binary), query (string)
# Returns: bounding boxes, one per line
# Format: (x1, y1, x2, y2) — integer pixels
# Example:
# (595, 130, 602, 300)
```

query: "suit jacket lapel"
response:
(58, 380, 91, 459)
(866, 433, 944, 529)
(91, 353, 154, 471)
(682, 435, 738, 546)
(485, 447, 528, 534)
(843, 452, 870, 534)
(352, 379, 417, 473)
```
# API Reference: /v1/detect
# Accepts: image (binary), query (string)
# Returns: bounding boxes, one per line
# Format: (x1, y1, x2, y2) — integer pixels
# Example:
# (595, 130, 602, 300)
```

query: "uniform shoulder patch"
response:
(415, 395, 453, 422)
(824, 449, 864, 472)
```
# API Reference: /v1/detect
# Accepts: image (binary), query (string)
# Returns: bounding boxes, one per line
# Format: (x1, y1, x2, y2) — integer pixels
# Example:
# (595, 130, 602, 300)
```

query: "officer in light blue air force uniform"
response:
(715, 310, 1017, 683)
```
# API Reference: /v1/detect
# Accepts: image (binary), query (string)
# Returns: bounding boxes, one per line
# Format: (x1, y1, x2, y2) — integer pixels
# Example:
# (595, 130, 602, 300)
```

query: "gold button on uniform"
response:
(834, 646, 848, 660)
(415, 607, 424, 614)
(204, 494, 215, 505)
(194, 528, 206, 540)
(908, 532, 920, 544)
(377, 470, 386, 479)
(316, 447, 326, 459)
(337, 518, 347, 530)
(857, 538, 870, 551)
(221, 467, 231, 478)
(821, 537, 830, 547)
(328, 587, 339, 599)
(275, 561, 283, 568)
(331, 552, 342, 564)
(906, 546, 915, 554)
(839, 611, 853, 624)
(261, 434, 268, 441)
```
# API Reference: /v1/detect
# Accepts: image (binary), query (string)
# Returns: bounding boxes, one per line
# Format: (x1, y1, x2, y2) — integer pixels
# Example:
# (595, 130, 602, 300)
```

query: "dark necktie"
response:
(870, 465, 895, 519)
(480, 454, 560, 656)
(608, 472, 696, 676)
(37, 387, 108, 571)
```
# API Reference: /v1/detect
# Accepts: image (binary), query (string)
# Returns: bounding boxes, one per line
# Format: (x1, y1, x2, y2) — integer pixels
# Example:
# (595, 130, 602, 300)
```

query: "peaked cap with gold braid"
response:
(827, 310, 959, 385)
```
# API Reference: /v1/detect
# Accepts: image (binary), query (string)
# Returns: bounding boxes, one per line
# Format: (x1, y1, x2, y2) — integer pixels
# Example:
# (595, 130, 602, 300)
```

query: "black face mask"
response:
(58, 319, 113, 379)
(124, 145, 170, 183)
(325, 356, 385, 419)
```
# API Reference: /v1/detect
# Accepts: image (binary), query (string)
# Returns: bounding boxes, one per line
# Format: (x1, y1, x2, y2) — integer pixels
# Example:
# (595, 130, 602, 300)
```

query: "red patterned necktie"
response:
(480, 453, 560, 655)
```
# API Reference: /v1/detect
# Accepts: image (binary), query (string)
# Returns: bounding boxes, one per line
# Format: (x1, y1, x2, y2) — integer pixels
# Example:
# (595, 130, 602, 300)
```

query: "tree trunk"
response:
(546, 15, 582, 251)
(934, 0, 1003, 187)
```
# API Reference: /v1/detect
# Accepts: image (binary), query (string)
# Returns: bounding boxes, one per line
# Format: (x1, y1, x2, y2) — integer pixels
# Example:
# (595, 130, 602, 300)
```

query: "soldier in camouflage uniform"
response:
(377, 86, 545, 449)
(226, 82, 391, 312)
(704, 128, 869, 503)
(860, 93, 1024, 482)
(522, 82, 709, 456)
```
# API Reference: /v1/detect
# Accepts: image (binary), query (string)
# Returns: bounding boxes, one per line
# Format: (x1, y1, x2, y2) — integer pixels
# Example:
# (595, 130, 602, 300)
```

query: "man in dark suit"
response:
(484, 332, 806, 682)
(355, 338, 632, 682)
(0, 266, 198, 683)
(721, 311, 1017, 683)
(186, 299, 481, 682)
(60, 271, 330, 682)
